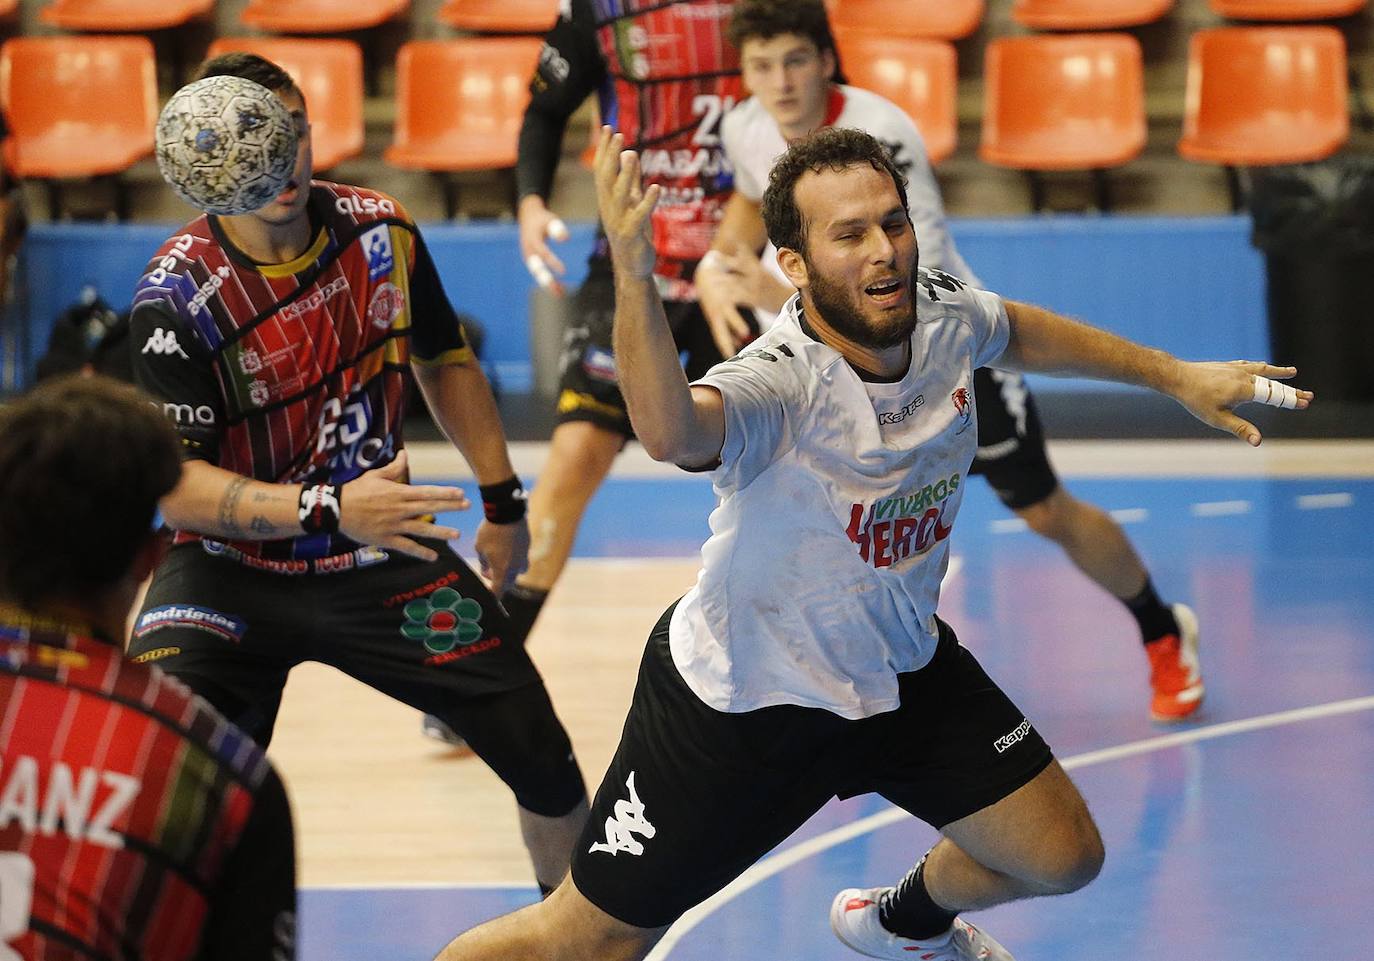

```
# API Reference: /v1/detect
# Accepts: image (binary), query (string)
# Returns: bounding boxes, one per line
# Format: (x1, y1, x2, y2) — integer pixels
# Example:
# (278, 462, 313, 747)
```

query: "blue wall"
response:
(6, 215, 1266, 395)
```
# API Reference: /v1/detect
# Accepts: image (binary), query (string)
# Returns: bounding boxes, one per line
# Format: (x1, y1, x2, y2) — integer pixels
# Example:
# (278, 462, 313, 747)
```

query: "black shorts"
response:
(968, 367, 1060, 510)
(128, 540, 585, 817)
(570, 604, 1053, 928)
(556, 261, 746, 436)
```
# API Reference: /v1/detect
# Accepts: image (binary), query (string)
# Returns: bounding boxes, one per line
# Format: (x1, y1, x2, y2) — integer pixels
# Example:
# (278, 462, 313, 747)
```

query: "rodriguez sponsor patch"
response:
(135, 605, 246, 643)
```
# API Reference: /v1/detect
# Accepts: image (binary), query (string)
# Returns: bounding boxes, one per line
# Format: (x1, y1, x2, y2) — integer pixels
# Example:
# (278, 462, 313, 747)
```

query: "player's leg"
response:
(322, 541, 590, 891)
(832, 620, 1101, 960)
(971, 368, 1202, 722)
(435, 601, 844, 960)
(127, 543, 298, 745)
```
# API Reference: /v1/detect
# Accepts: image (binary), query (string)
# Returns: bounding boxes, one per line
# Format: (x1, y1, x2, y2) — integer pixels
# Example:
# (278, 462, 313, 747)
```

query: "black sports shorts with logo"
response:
(570, 603, 1054, 928)
(128, 539, 585, 817)
(556, 260, 755, 437)
(968, 366, 1060, 510)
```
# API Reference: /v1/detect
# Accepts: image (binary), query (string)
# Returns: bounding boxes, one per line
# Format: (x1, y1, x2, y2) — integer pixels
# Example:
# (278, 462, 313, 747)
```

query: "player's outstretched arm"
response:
(160, 452, 468, 562)
(999, 299, 1313, 446)
(593, 127, 725, 468)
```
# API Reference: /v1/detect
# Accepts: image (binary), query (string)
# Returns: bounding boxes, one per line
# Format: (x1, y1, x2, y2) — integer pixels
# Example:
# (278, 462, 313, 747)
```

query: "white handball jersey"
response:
(720, 85, 981, 328)
(669, 270, 1009, 718)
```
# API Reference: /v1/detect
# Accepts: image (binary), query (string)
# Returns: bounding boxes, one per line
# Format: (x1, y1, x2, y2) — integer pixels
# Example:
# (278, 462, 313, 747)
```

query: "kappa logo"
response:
(993, 718, 1032, 754)
(141, 327, 189, 359)
(588, 771, 656, 857)
(951, 386, 973, 434)
(878, 394, 925, 426)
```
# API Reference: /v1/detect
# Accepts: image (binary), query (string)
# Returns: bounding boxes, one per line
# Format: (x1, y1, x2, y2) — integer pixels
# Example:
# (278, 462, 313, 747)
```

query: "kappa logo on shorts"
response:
(135, 605, 246, 643)
(993, 718, 1032, 754)
(588, 771, 656, 857)
(401, 587, 484, 655)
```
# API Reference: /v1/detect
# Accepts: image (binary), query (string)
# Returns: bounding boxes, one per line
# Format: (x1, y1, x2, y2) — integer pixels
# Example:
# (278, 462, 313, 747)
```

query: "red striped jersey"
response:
(543, 0, 742, 298)
(0, 613, 295, 961)
(130, 182, 471, 562)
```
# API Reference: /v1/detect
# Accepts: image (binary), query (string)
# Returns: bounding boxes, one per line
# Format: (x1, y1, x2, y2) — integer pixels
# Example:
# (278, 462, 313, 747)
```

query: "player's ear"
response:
(777, 246, 808, 290)
(821, 47, 836, 83)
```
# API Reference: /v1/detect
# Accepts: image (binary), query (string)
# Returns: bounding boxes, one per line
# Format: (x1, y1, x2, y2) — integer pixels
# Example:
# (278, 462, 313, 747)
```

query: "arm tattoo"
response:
(218, 476, 250, 536)
(249, 515, 279, 535)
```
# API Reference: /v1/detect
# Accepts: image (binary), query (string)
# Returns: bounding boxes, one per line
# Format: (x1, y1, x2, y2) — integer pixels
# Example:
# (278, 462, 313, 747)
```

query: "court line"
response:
(643, 694, 1374, 961)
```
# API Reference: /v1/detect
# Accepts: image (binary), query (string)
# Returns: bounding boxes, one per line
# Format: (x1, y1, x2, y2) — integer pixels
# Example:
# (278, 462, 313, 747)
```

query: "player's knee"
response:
(1032, 813, 1105, 895)
(544, 881, 661, 961)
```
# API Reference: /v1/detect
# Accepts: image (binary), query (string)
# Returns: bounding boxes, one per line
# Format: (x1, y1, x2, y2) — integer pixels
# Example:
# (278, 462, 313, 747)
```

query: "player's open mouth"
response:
(275, 180, 300, 202)
(864, 279, 904, 305)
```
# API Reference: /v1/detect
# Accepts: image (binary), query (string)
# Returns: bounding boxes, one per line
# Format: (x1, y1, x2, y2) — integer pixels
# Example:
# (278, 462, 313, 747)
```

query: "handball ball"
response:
(155, 75, 299, 216)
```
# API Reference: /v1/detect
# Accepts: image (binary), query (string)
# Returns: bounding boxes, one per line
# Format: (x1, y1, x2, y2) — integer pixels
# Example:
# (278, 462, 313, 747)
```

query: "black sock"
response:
(502, 583, 548, 646)
(1123, 577, 1179, 645)
(878, 855, 959, 941)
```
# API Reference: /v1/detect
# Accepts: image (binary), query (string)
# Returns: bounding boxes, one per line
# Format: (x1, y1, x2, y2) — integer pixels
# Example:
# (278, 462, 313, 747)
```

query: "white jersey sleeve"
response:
(693, 340, 800, 494)
(720, 99, 769, 203)
(919, 268, 1010, 367)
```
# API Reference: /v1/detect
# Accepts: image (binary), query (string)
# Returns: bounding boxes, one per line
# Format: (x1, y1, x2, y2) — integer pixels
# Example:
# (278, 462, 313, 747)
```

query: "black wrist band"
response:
(298, 483, 342, 535)
(479, 477, 527, 524)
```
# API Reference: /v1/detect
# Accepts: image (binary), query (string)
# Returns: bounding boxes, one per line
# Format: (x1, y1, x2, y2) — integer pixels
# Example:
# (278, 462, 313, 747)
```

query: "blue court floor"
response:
(302, 468, 1374, 961)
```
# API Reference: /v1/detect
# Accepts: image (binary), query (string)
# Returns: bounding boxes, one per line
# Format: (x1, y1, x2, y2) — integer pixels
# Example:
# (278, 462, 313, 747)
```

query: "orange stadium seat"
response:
(208, 37, 365, 172)
(240, 0, 409, 33)
(1012, 0, 1173, 30)
(385, 38, 542, 217)
(0, 36, 156, 180)
(835, 34, 957, 165)
(1179, 27, 1347, 208)
(0, 0, 16, 18)
(827, 0, 984, 42)
(980, 34, 1145, 210)
(438, 0, 559, 33)
(1208, 0, 1365, 19)
(39, 0, 213, 31)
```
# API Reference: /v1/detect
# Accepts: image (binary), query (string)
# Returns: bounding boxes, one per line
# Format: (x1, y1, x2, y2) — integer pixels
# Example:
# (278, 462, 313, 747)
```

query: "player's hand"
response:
(474, 517, 530, 597)
(696, 251, 757, 359)
(518, 195, 570, 296)
(592, 126, 659, 282)
(338, 450, 469, 562)
(1169, 360, 1313, 446)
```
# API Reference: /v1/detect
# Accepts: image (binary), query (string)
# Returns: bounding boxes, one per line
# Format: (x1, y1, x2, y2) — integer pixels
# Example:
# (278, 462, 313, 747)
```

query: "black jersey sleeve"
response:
(197, 764, 297, 961)
(129, 301, 225, 463)
(516, 0, 607, 201)
(407, 229, 472, 366)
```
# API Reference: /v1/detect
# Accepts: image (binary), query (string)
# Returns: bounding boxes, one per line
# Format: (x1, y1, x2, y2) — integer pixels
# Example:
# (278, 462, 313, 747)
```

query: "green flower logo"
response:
(401, 587, 483, 654)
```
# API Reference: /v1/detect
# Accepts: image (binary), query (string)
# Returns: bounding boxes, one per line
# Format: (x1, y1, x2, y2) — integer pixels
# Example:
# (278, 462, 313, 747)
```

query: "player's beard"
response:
(806, 258, 919, 350)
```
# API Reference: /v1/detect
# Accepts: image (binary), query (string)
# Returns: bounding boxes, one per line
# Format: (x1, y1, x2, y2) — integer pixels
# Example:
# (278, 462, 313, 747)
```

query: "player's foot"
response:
(420, 713, 470, 752)
(1145, 602, 1203, 723)
(829, 888, 1014, 960)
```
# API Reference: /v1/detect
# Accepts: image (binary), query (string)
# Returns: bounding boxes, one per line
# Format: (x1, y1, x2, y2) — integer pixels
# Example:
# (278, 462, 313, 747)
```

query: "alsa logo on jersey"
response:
(135, 605, 246, 644)
(846, 472, 961, 569)
(141, 327, 189, 359)
(146, 233, 198, 286)
(0, 757, 141, 850)
(951, 386, 973, 434)
(588, 771, 656, 857)
(361, 225, 395, 281)
(189, 265, 233, 316)
(335, 195, 397, 218)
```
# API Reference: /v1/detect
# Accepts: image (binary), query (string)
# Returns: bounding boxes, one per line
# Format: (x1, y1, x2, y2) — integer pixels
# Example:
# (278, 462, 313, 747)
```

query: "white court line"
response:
(1108, 508, 1149, 524)
(990, 518, 1028, 534)
(305, 880, 536, 891)
(1296, 492, 1353, 510)
(643, 694, 1374, 961)
(1190, 500, 1252, 517)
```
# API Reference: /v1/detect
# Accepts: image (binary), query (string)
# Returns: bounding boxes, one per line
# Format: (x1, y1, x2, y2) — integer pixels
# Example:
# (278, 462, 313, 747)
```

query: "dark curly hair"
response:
(195, 52, 301, 98)
(0, 376, 181, 608)
(760, 127, 910, 256)
(728, 0, 837, 56)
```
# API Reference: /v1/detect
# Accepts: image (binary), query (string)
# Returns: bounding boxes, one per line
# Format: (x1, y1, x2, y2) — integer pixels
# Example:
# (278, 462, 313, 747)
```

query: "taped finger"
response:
(526, 254, 556, 289)
(547, 217, 569, 242)
(1252, 375, 1299, 410)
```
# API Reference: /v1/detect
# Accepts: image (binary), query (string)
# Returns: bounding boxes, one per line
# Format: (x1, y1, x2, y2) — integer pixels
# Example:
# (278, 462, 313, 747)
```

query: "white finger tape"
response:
(548, 217, 569, 242)
(526, 254, 556, 289)
(1253, 376, 1299, 410)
